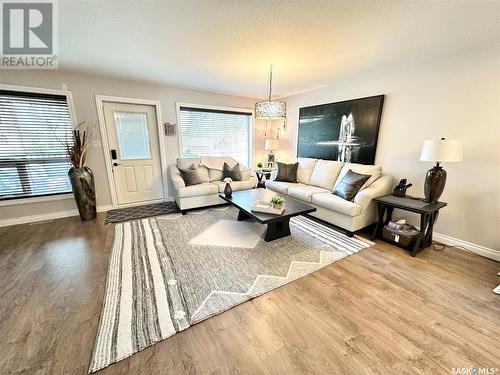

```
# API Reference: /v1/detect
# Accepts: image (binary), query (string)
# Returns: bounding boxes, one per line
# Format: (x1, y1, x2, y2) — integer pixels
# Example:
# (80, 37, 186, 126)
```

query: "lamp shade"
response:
(265, 138, 279, 151)
(255, 100, 287, 120)
(420, 139, 462, 162)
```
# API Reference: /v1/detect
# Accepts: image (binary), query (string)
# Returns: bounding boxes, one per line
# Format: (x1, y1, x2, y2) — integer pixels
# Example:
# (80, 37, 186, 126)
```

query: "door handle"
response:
(113, 162, 121, 166)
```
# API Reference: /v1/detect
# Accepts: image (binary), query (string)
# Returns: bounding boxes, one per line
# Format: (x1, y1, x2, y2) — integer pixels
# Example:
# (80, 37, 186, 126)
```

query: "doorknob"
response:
(113, 162, 120, 166)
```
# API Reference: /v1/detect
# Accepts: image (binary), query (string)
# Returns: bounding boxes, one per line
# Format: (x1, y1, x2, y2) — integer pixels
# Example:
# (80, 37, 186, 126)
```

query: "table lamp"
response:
(265, 138, 279, 168)
(419, 138, 462, 203)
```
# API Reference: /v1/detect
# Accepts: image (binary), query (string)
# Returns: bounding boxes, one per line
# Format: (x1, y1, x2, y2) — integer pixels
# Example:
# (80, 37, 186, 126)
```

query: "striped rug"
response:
(89, 207, 372, 373)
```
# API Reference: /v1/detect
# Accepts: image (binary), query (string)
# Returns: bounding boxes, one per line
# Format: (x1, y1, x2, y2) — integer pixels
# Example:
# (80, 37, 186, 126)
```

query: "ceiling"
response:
(59, 1, 499, 98)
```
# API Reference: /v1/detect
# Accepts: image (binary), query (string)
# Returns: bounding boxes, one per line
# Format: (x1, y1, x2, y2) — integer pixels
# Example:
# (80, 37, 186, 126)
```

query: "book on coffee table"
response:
(251, 200, 285, 215)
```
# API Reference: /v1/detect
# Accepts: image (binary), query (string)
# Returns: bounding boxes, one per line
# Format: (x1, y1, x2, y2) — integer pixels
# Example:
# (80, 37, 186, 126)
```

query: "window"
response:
(178, 106, 253, 167)
(0, 90, 74, 200)
(114, 111, 151, 160)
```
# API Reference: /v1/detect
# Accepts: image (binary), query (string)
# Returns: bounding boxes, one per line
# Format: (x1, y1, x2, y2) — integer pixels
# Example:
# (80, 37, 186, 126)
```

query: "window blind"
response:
(0, 90, 74, 200)
(178, 106, 252, 167)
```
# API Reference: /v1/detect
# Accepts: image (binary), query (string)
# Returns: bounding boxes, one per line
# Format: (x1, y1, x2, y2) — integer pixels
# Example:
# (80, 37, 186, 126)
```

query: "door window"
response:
(113, 111, 151, 160)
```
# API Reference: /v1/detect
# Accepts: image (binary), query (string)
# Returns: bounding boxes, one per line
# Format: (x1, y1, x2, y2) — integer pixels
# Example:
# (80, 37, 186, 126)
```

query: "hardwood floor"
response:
(0, 214, 499, 375)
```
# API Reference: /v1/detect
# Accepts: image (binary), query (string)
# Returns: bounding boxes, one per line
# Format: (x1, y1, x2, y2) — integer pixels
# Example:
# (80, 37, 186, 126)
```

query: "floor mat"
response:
(90, 206, 372, 372)
(104, 201, 179, 224)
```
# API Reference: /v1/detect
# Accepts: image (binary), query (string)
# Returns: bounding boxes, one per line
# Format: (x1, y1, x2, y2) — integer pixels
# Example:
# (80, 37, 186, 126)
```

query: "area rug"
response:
(104, 201, 179, 224)
(89, 206, 372, 372)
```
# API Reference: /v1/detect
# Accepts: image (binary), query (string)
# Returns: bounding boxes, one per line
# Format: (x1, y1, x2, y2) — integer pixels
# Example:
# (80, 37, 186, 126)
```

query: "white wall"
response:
(279, 46, 500, 251)
(0, 70, 266, 221)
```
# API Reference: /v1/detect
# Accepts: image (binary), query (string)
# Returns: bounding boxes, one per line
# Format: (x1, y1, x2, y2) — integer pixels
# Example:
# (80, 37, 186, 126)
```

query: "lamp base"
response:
(423, 164, 447, 203)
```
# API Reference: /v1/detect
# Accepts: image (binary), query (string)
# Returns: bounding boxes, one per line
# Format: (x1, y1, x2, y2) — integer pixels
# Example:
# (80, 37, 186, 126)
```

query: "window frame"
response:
(175, 102, 254, 168)
(0, 84, 77, 206)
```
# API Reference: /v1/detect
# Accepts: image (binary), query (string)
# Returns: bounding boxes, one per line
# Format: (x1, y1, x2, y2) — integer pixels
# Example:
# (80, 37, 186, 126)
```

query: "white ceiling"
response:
(59, 1, 499, 98)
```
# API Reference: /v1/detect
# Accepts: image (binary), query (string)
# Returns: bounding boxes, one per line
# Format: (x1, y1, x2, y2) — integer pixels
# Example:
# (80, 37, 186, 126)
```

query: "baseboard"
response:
(0, 205, 113, 227)
(433, 232, 500, 262)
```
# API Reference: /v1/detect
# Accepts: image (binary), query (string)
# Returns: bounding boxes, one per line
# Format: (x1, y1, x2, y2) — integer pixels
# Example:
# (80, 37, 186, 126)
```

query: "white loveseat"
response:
(266, 158, 393, 235)
(169, 156, 253, 212)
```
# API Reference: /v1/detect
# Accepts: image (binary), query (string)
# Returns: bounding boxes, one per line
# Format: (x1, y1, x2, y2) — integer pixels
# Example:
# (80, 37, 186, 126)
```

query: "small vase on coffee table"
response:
(223, 177, 233, 198)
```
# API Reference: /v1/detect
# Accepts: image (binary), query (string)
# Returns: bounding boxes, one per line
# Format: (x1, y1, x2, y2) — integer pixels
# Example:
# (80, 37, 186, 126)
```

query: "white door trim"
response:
(95, 95, 167, 208)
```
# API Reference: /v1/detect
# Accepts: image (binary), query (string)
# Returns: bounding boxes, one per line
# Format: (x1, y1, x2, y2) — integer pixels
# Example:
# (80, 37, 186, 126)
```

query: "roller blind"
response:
(179, 107, 252, 167)
(178, 106, 252, 167)
(0, 90, 74, 200)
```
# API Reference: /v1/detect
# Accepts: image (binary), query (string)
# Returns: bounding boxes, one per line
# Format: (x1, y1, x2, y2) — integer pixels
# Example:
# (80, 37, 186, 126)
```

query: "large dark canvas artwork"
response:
(297, 95, 384, 165)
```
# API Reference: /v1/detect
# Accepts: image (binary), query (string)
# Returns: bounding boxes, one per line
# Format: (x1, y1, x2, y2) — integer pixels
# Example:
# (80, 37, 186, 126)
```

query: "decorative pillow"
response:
(222, 162, 242, 181)
(179, 164, 203, 186)
(275, 162, 299, 183)
(332, 169, 370, 201)
(296, 158, 318, 184)
(334, 163, 382, 191)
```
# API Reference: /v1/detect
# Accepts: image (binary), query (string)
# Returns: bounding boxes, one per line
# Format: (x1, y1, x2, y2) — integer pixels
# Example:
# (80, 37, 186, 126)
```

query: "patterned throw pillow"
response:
(332, 169, 370, 201)
(275, 162, 299, 183)
(222, 162, 242, 181)
(179, 164, 203, 186)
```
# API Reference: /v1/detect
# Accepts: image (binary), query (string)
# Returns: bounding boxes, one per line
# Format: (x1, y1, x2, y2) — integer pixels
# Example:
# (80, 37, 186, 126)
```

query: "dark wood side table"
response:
(255, 169, 276, 188)
(371, 195, 447, 256)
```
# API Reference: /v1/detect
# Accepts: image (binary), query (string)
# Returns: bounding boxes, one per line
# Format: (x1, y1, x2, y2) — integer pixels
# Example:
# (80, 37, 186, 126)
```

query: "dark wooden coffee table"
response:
(219, 188, 316, 242)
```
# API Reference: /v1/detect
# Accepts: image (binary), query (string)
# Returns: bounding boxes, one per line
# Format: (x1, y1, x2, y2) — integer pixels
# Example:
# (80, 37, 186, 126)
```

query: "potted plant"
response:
(66, 121, 96, 221)
(256, 162, 263, 169)
(223, 177, 233, 198)
(270, 195, 286, 209)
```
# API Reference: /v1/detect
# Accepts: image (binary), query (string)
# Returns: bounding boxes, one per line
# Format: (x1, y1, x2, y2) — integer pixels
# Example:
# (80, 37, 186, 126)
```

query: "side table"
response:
(371, 194, 447, 256)
(255, 169, 276, 188)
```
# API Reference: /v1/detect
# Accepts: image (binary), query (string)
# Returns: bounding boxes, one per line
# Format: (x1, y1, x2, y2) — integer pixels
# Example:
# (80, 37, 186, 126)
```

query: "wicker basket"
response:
(382, 226, 419, 247)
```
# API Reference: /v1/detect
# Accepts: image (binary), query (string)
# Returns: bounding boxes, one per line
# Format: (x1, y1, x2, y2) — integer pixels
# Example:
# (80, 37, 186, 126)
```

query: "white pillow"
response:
(296, 158, 318, 184)
(201, 156, 243, 170)
(177, 157, 210, 182)
(308, 160, 344, 190)
(334, 163, 382, 191)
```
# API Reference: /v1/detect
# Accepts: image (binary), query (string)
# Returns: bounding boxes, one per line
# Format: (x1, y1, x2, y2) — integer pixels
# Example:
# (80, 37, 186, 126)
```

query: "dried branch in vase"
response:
(66, 121, 95, 168)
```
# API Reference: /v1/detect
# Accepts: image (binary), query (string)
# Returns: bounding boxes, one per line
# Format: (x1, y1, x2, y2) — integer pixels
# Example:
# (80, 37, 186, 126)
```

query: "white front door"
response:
(103, 102, 164, 206)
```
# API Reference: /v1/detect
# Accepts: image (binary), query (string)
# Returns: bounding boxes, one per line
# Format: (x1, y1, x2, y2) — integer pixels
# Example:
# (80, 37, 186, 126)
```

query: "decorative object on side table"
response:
(264, 138, 279, 168)
(223, 177, 233, 198)
(393, 178, 413, 197)
(371, 194, 447, 256)
(66, 121, 97, 221)
(420, 138, 462, 203)
(255, 168, 276, 188)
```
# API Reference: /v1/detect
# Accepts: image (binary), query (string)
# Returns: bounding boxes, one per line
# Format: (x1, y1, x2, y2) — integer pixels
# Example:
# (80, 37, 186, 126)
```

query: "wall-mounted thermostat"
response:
(164, 122, 176, 136)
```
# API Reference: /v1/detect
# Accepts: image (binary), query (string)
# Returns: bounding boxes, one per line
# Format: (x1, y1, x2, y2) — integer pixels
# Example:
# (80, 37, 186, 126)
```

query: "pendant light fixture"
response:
(255, 65, 286, 120)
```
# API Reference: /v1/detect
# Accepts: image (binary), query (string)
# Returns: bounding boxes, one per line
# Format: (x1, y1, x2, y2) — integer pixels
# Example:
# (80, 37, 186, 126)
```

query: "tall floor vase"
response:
(68, 166, 97, 221)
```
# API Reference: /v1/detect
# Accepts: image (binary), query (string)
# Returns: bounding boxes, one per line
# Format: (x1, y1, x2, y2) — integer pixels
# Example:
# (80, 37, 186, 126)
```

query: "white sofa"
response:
(169, 156, 253, 212)
(266, 158, 393, 235)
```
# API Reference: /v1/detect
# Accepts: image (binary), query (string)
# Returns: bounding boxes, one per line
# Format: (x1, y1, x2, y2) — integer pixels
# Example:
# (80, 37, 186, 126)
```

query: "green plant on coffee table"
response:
(270, 195, 286, 207)
(257, 162, 263, 168)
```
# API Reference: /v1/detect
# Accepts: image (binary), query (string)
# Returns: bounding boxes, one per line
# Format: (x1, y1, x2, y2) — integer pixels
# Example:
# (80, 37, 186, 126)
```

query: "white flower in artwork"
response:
(223, 177, 233, 184)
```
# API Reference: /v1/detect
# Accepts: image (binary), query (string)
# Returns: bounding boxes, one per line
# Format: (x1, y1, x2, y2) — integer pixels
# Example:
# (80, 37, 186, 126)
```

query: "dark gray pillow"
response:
(222, 162, 242, 181)
(333, 169, 370, 201)
(179, 164, 203, 186)
(275, 162, 299, 183)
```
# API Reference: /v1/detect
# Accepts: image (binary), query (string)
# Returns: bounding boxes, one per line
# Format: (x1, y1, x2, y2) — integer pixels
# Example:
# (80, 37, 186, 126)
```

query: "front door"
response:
(103, 102, 164, 206)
